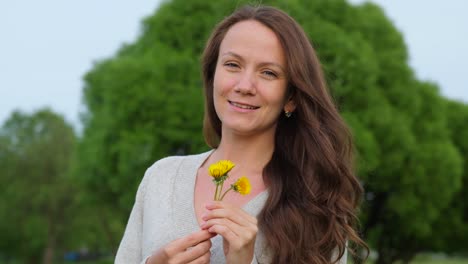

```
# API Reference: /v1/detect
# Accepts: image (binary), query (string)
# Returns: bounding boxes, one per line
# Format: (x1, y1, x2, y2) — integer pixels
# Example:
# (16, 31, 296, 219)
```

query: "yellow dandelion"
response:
(209, 164, 223, 180)
(232, 176, 251, 195)
(209, 160, 235, 180)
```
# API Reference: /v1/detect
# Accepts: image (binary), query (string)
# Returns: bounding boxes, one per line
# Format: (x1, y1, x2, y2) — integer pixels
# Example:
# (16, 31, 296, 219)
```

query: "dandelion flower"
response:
(207, 160, 251, 200)
(232, 176, 251, 195)
(209, 160, 235, 182)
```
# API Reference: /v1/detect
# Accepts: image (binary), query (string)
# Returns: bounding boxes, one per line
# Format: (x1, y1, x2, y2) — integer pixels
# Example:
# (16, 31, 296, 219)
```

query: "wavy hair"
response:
(201, 5, 367, 263)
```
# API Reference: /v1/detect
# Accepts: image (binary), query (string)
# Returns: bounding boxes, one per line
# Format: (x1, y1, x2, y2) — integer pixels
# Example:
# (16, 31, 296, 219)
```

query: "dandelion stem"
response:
(219, 187, 233, 201)
(214, 184, 220, 200)
(219, 182, 224, 200)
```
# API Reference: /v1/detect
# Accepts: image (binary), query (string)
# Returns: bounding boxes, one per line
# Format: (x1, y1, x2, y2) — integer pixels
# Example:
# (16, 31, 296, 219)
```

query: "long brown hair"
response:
(202, 5, 367, 263)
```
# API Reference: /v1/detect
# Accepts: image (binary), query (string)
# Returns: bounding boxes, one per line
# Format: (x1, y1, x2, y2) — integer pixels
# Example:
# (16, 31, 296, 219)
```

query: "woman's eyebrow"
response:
(221, 51, 285, 72)
(258, 62, 286, 73)
(221, 51, 244, 60)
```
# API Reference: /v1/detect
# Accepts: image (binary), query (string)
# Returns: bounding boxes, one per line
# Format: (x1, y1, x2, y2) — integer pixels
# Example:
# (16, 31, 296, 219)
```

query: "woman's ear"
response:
(284, 97, 296, 113)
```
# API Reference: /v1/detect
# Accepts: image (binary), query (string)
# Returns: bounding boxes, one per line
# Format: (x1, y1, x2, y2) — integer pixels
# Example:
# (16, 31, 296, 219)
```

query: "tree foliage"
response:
(77, 0, 467, 261)
(426, 100, 468, 255)
(0, 109, 76, 263)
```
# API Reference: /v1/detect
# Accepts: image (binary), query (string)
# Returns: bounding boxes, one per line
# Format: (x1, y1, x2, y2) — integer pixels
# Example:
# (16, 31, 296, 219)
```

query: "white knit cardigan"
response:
(115, 151, 347, 264)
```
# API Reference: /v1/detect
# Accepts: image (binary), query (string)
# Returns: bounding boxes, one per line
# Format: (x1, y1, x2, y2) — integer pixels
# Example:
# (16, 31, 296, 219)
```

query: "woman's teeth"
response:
(230, 102, 258, 109)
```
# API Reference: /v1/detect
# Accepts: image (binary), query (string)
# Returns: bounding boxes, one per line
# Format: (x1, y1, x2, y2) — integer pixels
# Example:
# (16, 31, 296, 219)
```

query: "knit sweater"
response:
(115, 151, 347, 264)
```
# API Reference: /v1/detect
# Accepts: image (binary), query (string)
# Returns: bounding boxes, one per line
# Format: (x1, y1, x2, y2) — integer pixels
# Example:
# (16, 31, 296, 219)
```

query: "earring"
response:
(285, 111, 292, 118)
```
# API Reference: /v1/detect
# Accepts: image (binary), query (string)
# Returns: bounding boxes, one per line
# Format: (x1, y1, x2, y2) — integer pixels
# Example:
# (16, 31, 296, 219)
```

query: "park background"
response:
(1, 0, 467, 263)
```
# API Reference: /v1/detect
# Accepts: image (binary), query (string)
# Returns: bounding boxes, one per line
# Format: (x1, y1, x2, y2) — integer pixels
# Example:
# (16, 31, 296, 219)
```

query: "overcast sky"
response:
(1, 0, 467, 130)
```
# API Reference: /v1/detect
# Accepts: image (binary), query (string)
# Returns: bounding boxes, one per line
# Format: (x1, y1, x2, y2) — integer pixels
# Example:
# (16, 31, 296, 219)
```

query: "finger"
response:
(174, 239, 212, 264)
(202, 217, 257, 242)
(166, 230, 214, 256)
(206, 223, 256, 253)
(206, 223, 238, 247)
(176, 240, 211, 263)
(202, 207, 257, 228)
(188, 249, 211, 264)
(205, 202, 257, 225)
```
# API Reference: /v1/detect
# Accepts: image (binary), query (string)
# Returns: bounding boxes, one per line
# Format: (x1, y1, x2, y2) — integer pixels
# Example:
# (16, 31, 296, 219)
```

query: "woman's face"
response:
(213, 20, 295, 137)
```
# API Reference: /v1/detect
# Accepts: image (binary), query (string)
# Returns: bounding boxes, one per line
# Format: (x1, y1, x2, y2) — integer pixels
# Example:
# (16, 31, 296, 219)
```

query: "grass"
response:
(412, 261, 468, 264)
(362, 254, 468, 264)
(410, 257, 468, 264)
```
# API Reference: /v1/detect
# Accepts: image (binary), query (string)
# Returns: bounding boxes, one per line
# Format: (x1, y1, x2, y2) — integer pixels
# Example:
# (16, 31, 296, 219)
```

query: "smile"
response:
(229, 101, 260, 110)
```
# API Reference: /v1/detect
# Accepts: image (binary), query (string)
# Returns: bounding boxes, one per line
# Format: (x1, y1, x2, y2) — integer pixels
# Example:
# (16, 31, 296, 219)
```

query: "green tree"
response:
(361, 82, 462, 263)
(0, 109, 76, 263)
(78, 0, 465, 261)
(425, 100, 468, 255)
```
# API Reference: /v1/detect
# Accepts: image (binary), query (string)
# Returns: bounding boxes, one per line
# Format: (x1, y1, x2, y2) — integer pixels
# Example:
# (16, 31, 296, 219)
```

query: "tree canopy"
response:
(0, 109, 76, 263)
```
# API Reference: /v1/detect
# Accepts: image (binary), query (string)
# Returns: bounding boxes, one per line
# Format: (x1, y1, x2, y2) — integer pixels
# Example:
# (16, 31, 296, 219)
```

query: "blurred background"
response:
(1, 0, 467, 263)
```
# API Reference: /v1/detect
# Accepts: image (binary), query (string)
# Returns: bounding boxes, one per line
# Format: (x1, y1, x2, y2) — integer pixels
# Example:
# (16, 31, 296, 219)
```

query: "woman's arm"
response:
(115, 167, 151, 264)
(115, 163, 214, 264)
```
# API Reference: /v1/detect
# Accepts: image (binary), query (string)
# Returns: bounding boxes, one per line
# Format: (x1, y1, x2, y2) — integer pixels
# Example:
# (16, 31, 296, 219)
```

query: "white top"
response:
(115, 151, 347, 263)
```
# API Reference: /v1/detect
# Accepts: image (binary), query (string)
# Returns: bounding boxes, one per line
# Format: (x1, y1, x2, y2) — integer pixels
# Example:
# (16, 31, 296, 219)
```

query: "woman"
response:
(116, 5, 367, 264)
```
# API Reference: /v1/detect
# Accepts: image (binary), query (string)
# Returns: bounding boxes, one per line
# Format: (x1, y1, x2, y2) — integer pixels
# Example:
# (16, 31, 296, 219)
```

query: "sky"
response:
(1, 0, 467, 131)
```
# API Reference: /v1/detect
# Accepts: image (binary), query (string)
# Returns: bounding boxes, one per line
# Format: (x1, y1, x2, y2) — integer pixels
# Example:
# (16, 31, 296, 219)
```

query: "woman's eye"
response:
(224, 62, 239, 68)
(262, 70, 277, 78)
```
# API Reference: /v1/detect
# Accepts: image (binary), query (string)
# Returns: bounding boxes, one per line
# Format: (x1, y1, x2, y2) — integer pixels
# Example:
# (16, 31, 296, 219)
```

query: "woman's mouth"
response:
(229, 101, 260, 110)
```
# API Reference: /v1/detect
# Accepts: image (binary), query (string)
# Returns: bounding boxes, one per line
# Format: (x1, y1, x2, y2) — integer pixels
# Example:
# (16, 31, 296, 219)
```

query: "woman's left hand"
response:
(200, 201, 258, 264)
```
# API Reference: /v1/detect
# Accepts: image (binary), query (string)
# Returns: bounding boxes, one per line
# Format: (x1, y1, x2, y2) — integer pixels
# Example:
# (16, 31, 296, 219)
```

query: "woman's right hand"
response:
(146, 230, 215, 264)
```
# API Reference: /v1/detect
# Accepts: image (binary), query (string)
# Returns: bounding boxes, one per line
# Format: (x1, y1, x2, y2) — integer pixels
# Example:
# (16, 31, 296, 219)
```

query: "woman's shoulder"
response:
(137, 150, 213, 193)
(145, 150, 213, 177)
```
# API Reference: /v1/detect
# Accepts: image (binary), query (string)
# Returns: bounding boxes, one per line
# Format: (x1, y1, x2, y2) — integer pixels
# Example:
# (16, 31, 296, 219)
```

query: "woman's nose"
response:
(234, 72, 256, 95)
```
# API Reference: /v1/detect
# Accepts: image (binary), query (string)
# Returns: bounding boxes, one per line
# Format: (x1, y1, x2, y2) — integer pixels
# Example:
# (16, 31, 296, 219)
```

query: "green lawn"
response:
(362, 260, 468, 264)
(363, 256, 468, 264)
(410, 259, 468, 264)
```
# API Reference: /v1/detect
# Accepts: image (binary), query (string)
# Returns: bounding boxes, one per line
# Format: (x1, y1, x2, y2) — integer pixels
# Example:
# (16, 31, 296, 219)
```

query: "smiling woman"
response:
(115, 4, 368, 264)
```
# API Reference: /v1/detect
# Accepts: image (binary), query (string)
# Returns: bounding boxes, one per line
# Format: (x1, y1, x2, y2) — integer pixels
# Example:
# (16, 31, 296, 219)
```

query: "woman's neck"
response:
(212, 129, 276, 176)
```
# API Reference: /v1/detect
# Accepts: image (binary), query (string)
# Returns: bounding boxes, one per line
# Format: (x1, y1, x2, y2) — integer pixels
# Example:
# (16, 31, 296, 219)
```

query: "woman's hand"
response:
(146, 230, 214, 264)
(200, 201, 258, 264)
